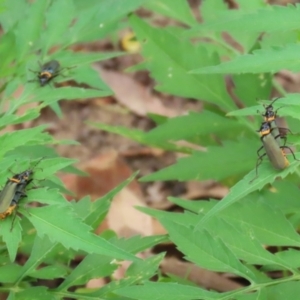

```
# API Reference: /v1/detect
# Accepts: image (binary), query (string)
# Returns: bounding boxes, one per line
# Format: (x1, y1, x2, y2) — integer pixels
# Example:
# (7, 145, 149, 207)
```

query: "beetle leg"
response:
(275, 105, 287, 114)
(28, 68, 39, 74)
(10, 208, 18, 232)
(250, 153, 267, 183)
(257, 145, 264, 157)
(281, 146, 300, 162)
(57, 65, 76, 78)
(275, 127, 295, 136)
(273, 134, 287, 146)
(255, 153, 266, 175)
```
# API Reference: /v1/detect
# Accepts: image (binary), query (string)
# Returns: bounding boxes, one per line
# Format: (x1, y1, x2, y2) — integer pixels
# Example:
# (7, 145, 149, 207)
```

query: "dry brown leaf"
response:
(120, 146, 165, 157)
(95, 66, 179, 117)
(86, 278, 106, 289)
(275, 70, 300, 93)
(61, 151, 141, 198)
(61, 150, 153, 237)
(152, 218, 168, 236)
(146, 182, 166, 206)
(181, 181, 229, 200)
(104, 186, 153, 237)
(161, 257, 242, 292)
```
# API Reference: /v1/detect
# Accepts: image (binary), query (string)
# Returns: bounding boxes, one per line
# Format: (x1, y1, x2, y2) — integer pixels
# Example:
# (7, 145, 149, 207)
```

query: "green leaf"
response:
(92, 254, 164, 297)
(189, 4, 300, 34)
(88, 122, 193, 154)
(190, 43, 300, 74)
(141, 138, 259, 182)
(0, 126, 49, 158)
(0, 0, 27, 31)
(72, 0, 152, 44)
(200, 0, 263, 52)
(0, 110, 40, 129)
(14, 286, 54, 300)
(65, 3, 109, 46)
(77, 172, 138, 227)
(0, 32, 16, 77)
(275, 249, 300, 271)
(15, 174, 143, 286)
(201, 0, 228, 22)
(144, 0, 196, 26)
(110, 235, 168, 254)
(116, 282, 219, 300)
(145, 111, 246, 142)
(52, 51, 124, 67)
(232, 291, 261, 300)
(195, 154, 300, 227)
(160, 218, 255, 281)
(57, 254, 117, 291)
(24, 188, 69, 207)
(28, 265, 68, 280)
(215, 218, 286, 267)
(260, 30, 299, 48)
(15, 0, 48, 59)
(232, 73, 272, 107)
(73, 196, 110, 228)
(25, 205, 139, 262)
(236, 0, 266, 9)
(217, 197, 300, 248)
(129, 15, 234, 111)
(43, 0, 75, 54)
(20, 157, 76, 180)
(140, 204, 291, 271)
(0, 263, 22, 283)
(1, 217, 22, 262)
(128, 253, 164, 276)
(14, 235, 60, 284)
(268, 181, 300, 214)
(68, 66, 111, 91)
(264, 282, 300, 299)
(30, 87, 112, 106)
(147, 113, 168, 126)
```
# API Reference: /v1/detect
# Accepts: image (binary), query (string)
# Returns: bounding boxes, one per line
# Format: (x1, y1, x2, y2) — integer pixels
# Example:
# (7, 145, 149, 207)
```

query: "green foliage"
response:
(191, 43, 300, 74)
(187, 4, 300, 35)
(116, 282, 219, 300)
(129, 15, 233, 110)
(88, 1, 300, 299)
(0, 0, 168, 299)
(144, 0, 197, 26)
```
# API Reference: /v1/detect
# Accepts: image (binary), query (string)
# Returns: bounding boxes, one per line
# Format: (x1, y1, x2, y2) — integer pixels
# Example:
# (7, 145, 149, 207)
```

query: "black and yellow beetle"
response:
(29, 60, 61, 87)
(260, 98, 289, 146)
(0, 157, 44, 224)
(251, 121, 299, 182)
(0, 169, 33, 220)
